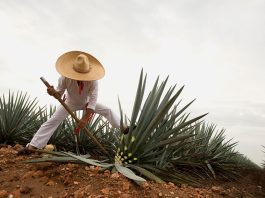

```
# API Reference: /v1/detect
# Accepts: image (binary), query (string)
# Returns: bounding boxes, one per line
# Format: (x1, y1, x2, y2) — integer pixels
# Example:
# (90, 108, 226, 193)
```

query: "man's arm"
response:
(47, 76, 66, 99)
(77, 81, 98, 128)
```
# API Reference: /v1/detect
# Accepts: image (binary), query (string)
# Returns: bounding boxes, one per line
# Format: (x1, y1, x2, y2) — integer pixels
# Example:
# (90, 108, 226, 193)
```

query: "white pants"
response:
(29, 102, 120, 149)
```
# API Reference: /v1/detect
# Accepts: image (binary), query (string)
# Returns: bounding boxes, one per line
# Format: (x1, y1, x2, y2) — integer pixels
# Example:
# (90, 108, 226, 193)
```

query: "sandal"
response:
(17, 146, 36, 156)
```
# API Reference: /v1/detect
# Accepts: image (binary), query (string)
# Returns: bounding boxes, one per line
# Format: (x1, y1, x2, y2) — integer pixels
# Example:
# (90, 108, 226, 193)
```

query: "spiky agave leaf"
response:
(0, 91, 43, 145)
(117, 69, 207, 185)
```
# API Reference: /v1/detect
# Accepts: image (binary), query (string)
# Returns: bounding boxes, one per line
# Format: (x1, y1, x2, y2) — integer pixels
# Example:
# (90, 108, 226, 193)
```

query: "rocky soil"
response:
(0, 144, 264, 198)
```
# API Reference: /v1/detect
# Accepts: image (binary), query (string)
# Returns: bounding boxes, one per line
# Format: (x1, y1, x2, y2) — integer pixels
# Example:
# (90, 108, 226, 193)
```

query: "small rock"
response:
(59, 191, 68, 198)
(110, 172, 120, 179)
(95, 195, 105, 198)
(181, 184, 188, 188)
(84, 185, 91, 191)
(33, 170, 44, 178)
(101, 188, 110, 195)
(158, 192, 163, 197)
(142, 182, 150, 189)
(46, 180, 56, 186)
(121, 194, 131, 198)
(13, 144, 23, 151)
(103, 170, 110, 177)
(22, 171, 35, 179)
(122, 182, 130, 191)
(20, 185, 32, 194)
(73, 189, 85, 198)
(211, 186, 223, 193)
(73, 181, 79, 185)
(40, 176, 49, 183)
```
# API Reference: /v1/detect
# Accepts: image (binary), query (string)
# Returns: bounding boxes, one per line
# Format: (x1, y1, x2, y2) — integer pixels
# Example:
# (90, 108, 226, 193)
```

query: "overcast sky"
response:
(0, 0, 264, 165)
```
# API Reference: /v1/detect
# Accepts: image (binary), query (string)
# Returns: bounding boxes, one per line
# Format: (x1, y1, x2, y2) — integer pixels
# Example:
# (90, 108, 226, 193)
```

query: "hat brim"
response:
(56, 51, 105, 81)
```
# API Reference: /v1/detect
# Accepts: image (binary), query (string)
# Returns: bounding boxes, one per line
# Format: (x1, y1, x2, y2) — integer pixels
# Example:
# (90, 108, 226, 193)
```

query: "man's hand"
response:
(77, 108, 94, 129)
(47, 86, 61, 99)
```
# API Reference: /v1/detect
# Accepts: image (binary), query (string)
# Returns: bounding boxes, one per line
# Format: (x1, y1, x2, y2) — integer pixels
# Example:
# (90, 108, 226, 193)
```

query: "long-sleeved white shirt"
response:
(55, 76, 98, 110)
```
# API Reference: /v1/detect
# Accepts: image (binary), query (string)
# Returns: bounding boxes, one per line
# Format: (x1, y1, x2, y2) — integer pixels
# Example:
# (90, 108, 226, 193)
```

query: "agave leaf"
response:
(24, 156, 81, 163)
(205, 160, 216, 179)
(132, 86, 180, 154)
(159, 113, 208, 140)
(62, 152, 113, 168)
(115, 162, 146, 185)
(128, 69, 146, 135)
(140, 134, 195, 157)
(128, 164, 165, 183)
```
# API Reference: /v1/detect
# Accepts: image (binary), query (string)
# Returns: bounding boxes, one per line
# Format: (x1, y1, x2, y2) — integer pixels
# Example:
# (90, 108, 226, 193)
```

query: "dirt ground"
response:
(0, 145, 264, 198)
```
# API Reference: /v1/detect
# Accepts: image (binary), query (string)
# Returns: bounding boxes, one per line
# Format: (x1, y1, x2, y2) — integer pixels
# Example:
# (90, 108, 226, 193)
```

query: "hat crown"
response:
(73, 54, 91, 73)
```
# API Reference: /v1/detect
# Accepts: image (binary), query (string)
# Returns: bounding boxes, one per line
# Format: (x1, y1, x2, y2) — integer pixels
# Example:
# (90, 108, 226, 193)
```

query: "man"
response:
(18, 50, 126, 155)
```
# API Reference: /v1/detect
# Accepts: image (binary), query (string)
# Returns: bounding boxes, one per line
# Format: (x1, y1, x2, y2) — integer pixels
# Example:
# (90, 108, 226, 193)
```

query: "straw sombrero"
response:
(55, 51, 105, 81)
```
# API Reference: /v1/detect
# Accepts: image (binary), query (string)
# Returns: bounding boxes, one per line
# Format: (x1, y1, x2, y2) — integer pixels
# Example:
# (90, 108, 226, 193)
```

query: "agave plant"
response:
(0, 91, 43, 145)
(25, 69, 208, 185)
(115, 69, 207, 184)
(262, 146, 265, 169)
(171, 123, 242, 181)
(231, 153, 261, 170)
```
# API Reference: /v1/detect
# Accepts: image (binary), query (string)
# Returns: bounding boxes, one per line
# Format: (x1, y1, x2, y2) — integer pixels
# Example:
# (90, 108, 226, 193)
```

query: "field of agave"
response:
(0, 69, 262, 186)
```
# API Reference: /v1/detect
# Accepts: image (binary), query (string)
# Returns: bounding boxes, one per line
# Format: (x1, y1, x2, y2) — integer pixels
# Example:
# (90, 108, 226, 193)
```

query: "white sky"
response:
(0, 0, 264, 166)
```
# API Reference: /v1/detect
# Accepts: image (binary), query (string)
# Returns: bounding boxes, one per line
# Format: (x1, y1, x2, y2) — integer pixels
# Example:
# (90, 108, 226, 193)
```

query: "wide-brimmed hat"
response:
(55, 51, 105, 81)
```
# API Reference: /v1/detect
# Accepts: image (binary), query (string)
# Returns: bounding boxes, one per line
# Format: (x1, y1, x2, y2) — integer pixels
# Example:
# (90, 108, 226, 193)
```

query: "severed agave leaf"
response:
(24, 156, 81, 163)
(62, 152, 113, 168)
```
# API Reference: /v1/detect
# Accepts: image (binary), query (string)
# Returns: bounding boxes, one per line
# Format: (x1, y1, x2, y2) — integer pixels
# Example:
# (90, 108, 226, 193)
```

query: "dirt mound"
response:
(0, 145, 264, 198)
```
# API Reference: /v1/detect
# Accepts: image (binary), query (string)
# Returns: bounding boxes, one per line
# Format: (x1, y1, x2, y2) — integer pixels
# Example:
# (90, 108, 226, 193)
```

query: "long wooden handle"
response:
(40, 77, 110, 157)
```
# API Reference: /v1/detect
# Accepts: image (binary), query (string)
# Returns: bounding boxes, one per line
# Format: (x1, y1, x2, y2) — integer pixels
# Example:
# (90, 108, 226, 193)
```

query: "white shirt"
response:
(55, 76, 98, 110)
